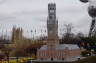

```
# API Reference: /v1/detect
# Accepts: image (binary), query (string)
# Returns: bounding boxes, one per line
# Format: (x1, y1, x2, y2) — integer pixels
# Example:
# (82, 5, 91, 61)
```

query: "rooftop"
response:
(40, 44, 80, 50)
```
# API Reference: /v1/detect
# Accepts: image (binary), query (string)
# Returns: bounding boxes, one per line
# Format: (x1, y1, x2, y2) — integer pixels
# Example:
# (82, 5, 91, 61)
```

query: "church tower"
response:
(11, 26, 23, 43)
(47, 3, 59, 49)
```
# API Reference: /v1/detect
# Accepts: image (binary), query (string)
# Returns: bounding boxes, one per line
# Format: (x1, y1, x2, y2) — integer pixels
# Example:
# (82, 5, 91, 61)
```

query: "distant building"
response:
(11, 26, 23, 43)
(37, 3, 82, 61)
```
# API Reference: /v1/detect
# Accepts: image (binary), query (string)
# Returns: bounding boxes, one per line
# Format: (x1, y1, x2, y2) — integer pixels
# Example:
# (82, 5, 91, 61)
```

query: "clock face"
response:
(49, 10, 54, 13)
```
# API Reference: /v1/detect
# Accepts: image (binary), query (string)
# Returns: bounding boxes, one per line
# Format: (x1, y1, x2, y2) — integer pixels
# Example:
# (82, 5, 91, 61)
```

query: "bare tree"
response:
(77, 32, 84, 38)
(60, 24, 76, 44)
(63, 24, 74, 38)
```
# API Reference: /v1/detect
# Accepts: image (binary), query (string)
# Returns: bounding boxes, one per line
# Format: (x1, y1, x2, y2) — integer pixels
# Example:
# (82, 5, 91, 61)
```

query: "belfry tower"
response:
(37, 3, 81, 61)
(47, 3, 59, 49)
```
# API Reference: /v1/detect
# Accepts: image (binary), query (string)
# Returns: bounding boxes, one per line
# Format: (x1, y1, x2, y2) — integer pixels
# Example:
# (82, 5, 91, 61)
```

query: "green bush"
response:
(81, 50, 91, 57)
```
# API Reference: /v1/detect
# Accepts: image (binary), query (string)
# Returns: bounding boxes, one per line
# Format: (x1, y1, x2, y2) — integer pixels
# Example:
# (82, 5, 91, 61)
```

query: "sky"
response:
(0, 0, 92, 38)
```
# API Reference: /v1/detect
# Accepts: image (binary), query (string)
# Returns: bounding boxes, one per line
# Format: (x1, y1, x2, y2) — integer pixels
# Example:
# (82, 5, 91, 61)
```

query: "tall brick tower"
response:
(47, 3, 59, 49)
(37, 3, 81, 61)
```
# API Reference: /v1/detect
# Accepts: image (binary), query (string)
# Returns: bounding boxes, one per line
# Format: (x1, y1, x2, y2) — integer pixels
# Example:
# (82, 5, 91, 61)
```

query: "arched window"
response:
(50, 8, 54, 10)
(62, 58, 64, 60)
(51, 58, 53, 61)
(49, 15, 52, 19)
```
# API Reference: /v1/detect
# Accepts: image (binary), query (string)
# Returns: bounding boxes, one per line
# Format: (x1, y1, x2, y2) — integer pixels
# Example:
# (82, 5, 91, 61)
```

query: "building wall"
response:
(37, 48, 81, 60)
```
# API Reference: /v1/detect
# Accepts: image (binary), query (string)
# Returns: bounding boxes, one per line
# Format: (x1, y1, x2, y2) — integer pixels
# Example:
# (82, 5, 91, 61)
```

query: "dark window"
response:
(49, 16, 52, 19)
(41, 58, 43, 60)
(51, 58, 53, 61)
(50, 8, 54, 10)
(62, 58, 64, 60)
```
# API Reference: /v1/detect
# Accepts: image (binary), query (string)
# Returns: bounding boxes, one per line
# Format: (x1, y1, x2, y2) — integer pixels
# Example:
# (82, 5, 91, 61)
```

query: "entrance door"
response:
(62, 58, 64, 60)
(51, 58, 53, 61)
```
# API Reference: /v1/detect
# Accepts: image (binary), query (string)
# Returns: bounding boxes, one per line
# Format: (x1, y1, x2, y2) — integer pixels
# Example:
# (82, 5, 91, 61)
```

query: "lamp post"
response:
(91, 49, 94, 56)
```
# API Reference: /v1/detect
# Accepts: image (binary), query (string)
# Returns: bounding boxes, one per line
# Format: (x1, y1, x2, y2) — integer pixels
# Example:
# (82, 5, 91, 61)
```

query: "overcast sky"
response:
(0, 0, 92, 38)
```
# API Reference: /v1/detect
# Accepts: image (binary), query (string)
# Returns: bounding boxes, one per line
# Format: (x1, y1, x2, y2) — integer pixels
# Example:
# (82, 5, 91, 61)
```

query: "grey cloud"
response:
(0, 0, 91, 37)
(0, 0, 6, 4)
(0, 15, 16, 21)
